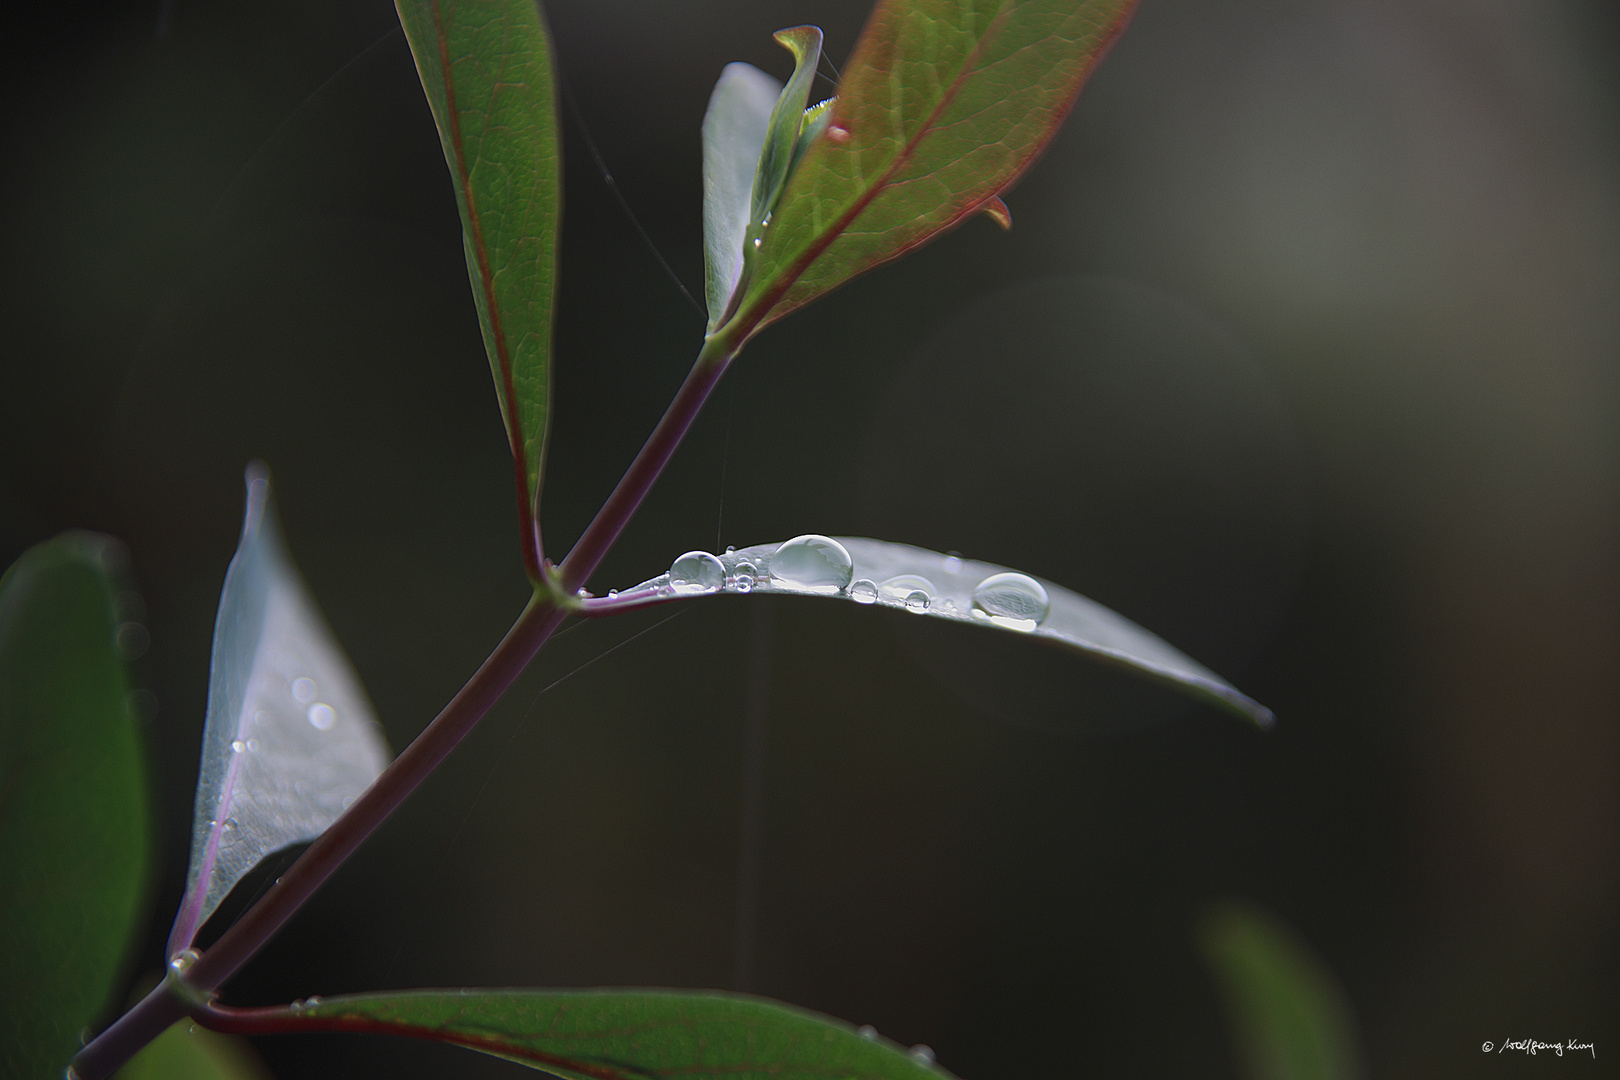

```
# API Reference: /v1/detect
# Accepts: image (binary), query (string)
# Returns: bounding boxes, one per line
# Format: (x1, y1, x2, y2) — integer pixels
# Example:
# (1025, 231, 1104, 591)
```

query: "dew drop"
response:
(169, 948, 200, 973)
(231, 739, 247, 753)
(857, 1024, 878, 1041)
(607, 589, 619, 599)
(305, 995, 323, 1007)
(725, 546, 736, 554)
(849, 579, 878, 604)
(879, 574, 935, 603)
(669, 550, 726, 595)
(292, 677, 316, 703)
(970, 572, 1049, 631)
(731, 561, 758, 593)
(308, 702, 336, 730)
(246, 738, 259, 752)
(66, 1066, 82, 1079)
(827, 122, 851, 143)
(910, 1045, 935, 1064)
(770, 535, 853, 593)
(222, 817, 239, 831)
(942, 554, 963, 574)
(904, 590, 931, 613)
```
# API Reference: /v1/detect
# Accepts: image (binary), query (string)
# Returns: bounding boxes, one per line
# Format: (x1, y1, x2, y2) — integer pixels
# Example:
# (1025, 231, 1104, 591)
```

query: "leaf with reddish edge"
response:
(396, 0, 560, 579)
(726, 0, 1137, 339)
(205, 989, 957, 1080)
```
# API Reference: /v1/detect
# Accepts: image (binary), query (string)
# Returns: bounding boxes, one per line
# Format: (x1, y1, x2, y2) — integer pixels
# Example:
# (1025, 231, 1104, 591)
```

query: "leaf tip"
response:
(980, 196, 1012, 230)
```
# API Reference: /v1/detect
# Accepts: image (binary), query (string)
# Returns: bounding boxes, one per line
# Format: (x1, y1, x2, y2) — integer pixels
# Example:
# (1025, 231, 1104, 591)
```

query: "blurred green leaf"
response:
(731, 0, 1137, 336)
(748, 27, 824, 235)
(1200, 902, 1366, 1080)
(258, 988, 956, 1080)
(590, 536, 1272, 726)
(396, 0, 560, 576)
(115, 1021, 270, 1080)
(0, 535, 150, 1080)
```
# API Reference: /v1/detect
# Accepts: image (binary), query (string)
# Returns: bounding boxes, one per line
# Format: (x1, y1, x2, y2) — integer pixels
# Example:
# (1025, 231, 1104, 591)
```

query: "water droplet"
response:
(607, 589, 619, 599)
(169, 949, 200, 973)
(246, 739, 259, 752)
(292, 677, 316, 703)
(669, 550, 726, 595)
(725, 546, 736, 554)
(231, 739, 247, 753)
(308, 702, 336, 730)
(731, 561, 758, 593)
(849, 579, 878, 604)
(222, 817, 239, 831)
(341, 795, 355, 809)
(752, 236, 763, 249)
(971, 572, 1049, 631)
(770, 535, 853, 593)
(858, 1024, 878, 1041)
(879, 574, 935, 602)
(904, 590, 931, 613)
(828, 122, 851, 143)
(66, 1067, 82, 1079)
(290, 998, 305, 1011)
(910, 1045, 935, 1064)
(942, 554, 963, 573)
(305, 995, 323, 1007)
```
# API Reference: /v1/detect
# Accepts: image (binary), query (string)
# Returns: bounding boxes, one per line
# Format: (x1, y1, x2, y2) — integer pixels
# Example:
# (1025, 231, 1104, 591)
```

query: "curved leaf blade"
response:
(232, 988, 955, 1080)
(1200, 903, 1366, 1080)
(591, 536, 1271, 726)
(0, 535, 149, 1080)
(168, 469, 390, 954)
(116, 1022, 271, 1080)
(702, 63, 781, 330)
(396, 0, 560, 577)
(749, 27, 824, 231)
(732, 0, 1137, 334)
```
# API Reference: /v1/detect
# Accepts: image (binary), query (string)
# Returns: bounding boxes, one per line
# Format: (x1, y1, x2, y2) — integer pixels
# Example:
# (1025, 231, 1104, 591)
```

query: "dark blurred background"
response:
(3, 0, 1618, 1077)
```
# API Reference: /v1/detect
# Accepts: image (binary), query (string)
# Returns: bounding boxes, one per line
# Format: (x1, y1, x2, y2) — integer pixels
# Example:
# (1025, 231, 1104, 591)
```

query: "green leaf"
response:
(242, 988, 956, 1080)
(115, 1022, 270, 1080)
(1200, 903, 1366, 1080)
(0, 534, 150, 1080)
(396, 0, 561, 577)
(702, 63, 781, 331)
(729, 0, 1138, 337)
(749, 27, 824, 233)
(168, 467, 390, 954)
(584, 536, 1272, 726)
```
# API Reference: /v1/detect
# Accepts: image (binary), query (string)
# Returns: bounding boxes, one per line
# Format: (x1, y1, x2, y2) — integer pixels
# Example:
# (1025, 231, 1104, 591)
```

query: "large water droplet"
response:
(307, 702, 336, 730)
(971, 572, 1049, 631)
(669, 550, 725, 595)
(849, 579, 878, 604)
(770, 535, 853, 593)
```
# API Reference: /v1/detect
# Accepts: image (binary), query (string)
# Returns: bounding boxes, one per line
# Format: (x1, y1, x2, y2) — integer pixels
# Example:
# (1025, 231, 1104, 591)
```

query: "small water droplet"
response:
(828, 122, 851, 143)
(731, 561, 758, 593)
(910, 1045, 935, 1064)
(292, 677, 316, 703)
(942, 554, 963, 573)
(725, 546, 736, 554)
(849, 579, 878, 604)
(66, 1066, 82, 1079)
(857, 1024, 878, 1041)
(79, 1026, 92, 1046)
(341, 795, 355, 809)
(253, 710, 267, 724)
(971, 572, 1049, 631)
(290, 998, 305, 1011)
(607, 589, 619, 599)
(222, 817, 238, 831)
(669, 550, 726, 595)
(169, 949, 200, 973)
(308, 702, 336, 730)
(305, 995, 323, 1007)
(246, 738, 259, 752)
(770, 535, 853, 593)
(879, 574, 935, 602)
(904, 590, 931, 613)
(231, 739, 246, 753)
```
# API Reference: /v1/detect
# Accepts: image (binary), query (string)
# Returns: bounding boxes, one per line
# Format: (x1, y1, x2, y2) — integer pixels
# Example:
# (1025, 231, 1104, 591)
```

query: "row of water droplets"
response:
(667, 535, 1052, 630)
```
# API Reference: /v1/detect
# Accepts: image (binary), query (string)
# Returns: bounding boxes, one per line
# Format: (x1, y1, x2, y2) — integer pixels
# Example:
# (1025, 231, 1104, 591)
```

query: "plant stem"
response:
(72, 334, 742, 1080)
(557, 334, 737, 590)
